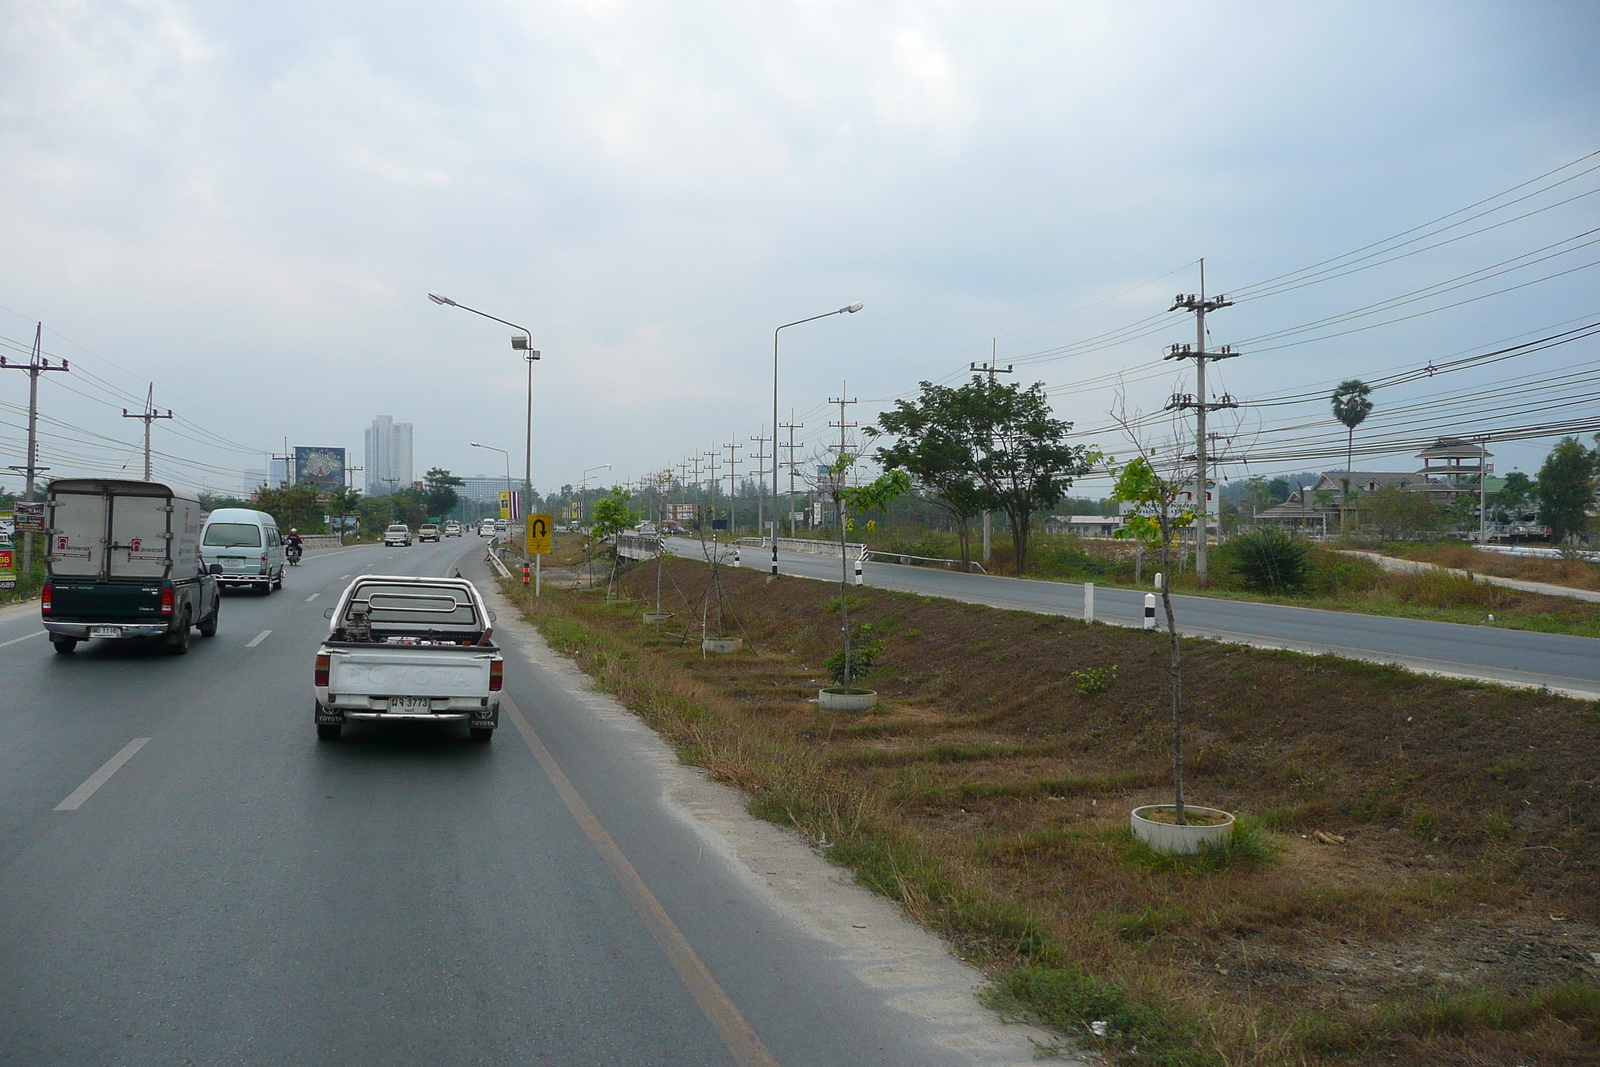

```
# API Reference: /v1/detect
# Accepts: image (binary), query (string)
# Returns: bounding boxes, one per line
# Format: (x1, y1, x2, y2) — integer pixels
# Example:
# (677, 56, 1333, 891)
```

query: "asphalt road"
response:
(684, 539, 1600, 698)
(0, 538, 1050, 1066)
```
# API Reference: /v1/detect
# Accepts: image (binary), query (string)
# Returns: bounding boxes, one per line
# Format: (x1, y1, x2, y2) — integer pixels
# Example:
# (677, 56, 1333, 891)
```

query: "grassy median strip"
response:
(503, 549, 1600, 1067)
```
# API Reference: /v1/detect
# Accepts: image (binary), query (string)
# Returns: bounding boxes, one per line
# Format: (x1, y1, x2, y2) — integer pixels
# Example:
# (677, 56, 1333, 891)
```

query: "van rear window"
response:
(204, 523, 262, 547)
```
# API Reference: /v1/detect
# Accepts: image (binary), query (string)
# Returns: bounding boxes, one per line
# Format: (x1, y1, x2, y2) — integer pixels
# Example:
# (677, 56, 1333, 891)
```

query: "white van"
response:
(200, 508, 286, 594)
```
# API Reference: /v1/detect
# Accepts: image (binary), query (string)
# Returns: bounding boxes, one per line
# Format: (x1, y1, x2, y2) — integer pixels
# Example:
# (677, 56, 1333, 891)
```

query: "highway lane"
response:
(0, 537, 1049, 1066)
(685, 540, 1600, 697)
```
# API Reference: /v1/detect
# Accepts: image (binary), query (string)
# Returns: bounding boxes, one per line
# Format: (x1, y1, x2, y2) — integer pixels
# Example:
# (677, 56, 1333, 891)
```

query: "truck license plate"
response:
(391, 696, 431, 711)
(90, 626, 120, 638)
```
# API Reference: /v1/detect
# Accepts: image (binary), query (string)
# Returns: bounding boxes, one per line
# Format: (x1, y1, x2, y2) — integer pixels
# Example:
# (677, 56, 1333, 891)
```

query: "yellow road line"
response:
(501, 695, 780, 1067)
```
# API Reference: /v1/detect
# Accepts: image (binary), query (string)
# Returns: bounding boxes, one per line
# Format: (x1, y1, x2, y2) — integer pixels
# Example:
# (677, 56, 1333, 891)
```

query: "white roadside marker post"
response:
(1084, 582, 1095, 625)
(1144, 593, 1157, 630)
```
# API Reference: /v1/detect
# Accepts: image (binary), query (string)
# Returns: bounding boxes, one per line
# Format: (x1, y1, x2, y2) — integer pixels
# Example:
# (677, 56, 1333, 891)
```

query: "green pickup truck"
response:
(41, 478, 221, 655)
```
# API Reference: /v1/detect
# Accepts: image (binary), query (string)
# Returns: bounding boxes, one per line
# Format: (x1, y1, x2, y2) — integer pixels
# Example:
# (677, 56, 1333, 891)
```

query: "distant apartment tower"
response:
(364, 415, 414, 494)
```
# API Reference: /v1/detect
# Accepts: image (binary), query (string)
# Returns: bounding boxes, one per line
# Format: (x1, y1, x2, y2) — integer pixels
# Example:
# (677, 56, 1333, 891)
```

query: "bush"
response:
(1219, 529, 1310, 594)
(1071, 665, 1118, 695)
(825, 624, 883, 689)
(1305, 547, 1383, 597)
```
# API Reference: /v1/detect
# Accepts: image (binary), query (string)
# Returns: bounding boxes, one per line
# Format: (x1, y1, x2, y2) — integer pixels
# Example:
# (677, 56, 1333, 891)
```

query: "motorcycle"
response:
(286, 542, 303, 566)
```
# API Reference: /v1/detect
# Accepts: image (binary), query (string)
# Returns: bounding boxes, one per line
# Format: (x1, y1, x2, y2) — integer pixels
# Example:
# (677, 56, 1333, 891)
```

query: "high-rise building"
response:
(364, 415, 414, 494)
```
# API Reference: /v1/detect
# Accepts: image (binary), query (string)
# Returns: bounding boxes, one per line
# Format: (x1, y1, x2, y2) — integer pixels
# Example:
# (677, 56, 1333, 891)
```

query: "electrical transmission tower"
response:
(1164, 260, 1240, 585)
(122, 383, 174, 481)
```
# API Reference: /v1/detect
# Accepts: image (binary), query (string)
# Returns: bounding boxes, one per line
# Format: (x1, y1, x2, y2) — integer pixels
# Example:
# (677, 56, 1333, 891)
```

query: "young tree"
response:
(1331, 380, 1374, 508)
(254, 483, 327, 532)
(1493, 470, 1534, 521)
(588, 488, 641, 543)
(1111, 454, 1197, 825)
(1536, 437, 1596, 543)
(867, 383, 986, 565)
(1359, 484, 1445, 540)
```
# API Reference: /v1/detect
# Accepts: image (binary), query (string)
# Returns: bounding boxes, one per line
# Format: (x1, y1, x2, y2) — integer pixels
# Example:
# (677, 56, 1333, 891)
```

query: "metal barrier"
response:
(863, 549, 986, 573)
(301, 535, 342, 551)
(737, 536, 867, 560)
(617, 532, 663, 560)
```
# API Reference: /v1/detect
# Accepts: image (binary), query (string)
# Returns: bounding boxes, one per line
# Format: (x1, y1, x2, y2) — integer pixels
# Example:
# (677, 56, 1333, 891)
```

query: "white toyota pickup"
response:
(313, 575, 502, 742)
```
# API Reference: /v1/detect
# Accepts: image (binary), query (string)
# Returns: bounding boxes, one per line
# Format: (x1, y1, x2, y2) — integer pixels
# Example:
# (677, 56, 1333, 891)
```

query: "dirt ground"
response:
(518, 553, 1600, 1065)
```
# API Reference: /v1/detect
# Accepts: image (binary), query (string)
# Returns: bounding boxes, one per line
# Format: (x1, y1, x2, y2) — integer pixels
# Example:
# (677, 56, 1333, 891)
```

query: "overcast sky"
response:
(2, 1, 1598, 499)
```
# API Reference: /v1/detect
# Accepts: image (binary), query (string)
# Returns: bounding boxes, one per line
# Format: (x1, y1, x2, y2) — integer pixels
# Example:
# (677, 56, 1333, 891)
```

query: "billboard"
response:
(294, 447, 346, 492)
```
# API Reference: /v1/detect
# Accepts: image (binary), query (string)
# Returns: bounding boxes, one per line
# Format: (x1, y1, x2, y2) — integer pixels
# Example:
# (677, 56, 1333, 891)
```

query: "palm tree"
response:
(1331, 380, 1374, 511)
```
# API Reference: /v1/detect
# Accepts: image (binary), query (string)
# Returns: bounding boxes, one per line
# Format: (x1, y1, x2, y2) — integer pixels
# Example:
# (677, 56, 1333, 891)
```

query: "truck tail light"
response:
(41, 584, 52, 614)
(160, 587, 174, 615)
(489, 660, 503, 692)
(315, 654, 330, 688)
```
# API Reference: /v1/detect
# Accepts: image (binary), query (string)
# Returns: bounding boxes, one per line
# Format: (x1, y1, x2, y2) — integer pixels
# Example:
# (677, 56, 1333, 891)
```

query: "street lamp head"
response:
(428, 293, 456, 306)
(511, 334, 532, 351)
(470, 442, 482, 448)
(844, 302, 864, 313)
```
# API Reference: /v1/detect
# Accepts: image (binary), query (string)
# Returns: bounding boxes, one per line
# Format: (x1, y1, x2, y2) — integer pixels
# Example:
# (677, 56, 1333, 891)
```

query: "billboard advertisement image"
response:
(295, 447, 346, 492)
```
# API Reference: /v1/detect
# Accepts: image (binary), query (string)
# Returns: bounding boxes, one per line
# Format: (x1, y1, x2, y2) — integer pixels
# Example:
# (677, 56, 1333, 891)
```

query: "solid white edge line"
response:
(0, 629, 46, 650)
(305, 593, 319, 602)
(55, 737, 151, 811)
(246, 629, 272, 647)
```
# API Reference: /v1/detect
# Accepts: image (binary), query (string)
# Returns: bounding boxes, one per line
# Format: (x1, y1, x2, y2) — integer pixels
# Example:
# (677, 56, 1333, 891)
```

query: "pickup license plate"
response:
(390, 696, 432, 711)
(90, 626, 120, 638)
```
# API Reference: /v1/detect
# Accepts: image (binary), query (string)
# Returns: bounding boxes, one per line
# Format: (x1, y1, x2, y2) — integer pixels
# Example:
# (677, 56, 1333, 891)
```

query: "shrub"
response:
(1306, 547, 1382, 597)
(1071, 664, 1118, 695)
(1220, 529, 1310, 594)
(825, 624, 883, 689)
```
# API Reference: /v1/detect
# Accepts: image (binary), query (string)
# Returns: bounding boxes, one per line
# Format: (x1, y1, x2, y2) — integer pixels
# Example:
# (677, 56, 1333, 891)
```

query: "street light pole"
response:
(580, 464, 611, 528)
(471, 442, 512, 541)
(773, 302, 862, 578)
(430, 294, 539, 519)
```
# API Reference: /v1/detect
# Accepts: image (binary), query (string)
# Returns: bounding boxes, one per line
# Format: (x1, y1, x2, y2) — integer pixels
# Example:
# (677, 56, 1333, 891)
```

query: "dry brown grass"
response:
(1387, 542, 1600, 592)
(506, 557, 1600, 1066)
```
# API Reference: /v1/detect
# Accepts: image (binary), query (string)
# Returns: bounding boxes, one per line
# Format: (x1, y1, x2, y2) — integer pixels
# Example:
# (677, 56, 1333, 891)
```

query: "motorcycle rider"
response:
(285, 527, 304, 563)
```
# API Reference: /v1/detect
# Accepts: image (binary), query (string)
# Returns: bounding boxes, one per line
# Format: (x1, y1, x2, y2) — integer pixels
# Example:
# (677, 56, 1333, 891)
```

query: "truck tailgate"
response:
(328, 647, 495, 696)
(50, 580, 165, 620)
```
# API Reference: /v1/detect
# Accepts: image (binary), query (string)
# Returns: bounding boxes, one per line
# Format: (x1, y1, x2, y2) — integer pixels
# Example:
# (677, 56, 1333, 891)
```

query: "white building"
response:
(364, 416, 414, 494)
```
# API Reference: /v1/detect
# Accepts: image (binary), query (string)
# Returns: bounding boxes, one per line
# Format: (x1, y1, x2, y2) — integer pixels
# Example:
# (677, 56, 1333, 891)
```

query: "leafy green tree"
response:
(1331, 379, 1374, 505)
(422, 468, 464, 520)
(1359, 484, 1445, 540)
(1493, 470, 1534, 521)
(868, 383, 987, 564)
(254, 483, 327, 532)
(1111, 454, 1195, 824)
(1536, 437, 1596, 543)
(588, 488, 640, 542)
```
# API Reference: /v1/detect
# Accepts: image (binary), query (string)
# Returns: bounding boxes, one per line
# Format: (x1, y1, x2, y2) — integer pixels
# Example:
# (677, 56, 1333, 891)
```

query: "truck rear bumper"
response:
(45, 621, 171, 639)
(216, 573, 270, 585)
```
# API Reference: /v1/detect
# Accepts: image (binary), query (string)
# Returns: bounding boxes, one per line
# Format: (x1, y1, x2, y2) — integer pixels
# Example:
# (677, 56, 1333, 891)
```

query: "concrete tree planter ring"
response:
(818, 688, 878, 712)
(1130, 805, 1235, 855)
(701, 638, 743, 654)
(641, 612, 673, 625)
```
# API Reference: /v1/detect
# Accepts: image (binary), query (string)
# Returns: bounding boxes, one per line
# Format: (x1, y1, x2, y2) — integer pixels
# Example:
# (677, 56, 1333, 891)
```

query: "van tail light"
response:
(160, 587, 175, 615)
(315, 654, 330, 688)
(489, 660, 503, 692)
(41, 584, 52, 614)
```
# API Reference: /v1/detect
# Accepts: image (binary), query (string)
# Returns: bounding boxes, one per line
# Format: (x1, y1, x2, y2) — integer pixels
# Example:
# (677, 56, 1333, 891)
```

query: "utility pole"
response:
(723, 439, 743, 535)
(970, 344, 1013, 565)
(702, 448, 720, 536)
(2, 323, 70, 579)
(750, 426, 769, 542)
(1165, 261, 1239, 585)
(780, 411, 804, 537)
(829, 385, 859, 680)
(121, 383, 173, 481)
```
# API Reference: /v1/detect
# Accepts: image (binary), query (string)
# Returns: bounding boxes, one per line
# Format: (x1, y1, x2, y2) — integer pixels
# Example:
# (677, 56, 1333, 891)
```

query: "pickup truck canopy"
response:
(330, 575, 489, 641)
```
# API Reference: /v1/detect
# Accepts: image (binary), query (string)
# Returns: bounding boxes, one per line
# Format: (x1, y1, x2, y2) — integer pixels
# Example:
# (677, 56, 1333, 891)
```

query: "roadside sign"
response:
(499, 491, 511, 521)
(525, 514, 553, 555)
(0, 545, 14, 590)
(15, 501, 45, 532)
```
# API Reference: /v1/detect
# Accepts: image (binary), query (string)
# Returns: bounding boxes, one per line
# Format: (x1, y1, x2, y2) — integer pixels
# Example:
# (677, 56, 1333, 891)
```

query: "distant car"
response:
(418, 523, 441, 543)
(384, 524, 413, 547)
(635, 521, 657, 535)
(495, 520, 508, 535)
(444, 522, 462, 538)
(478, 520, 495, 537)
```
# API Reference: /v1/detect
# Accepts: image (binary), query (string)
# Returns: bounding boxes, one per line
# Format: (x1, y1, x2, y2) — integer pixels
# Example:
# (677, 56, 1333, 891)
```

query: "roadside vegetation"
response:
(501, 556, 1600, 1067)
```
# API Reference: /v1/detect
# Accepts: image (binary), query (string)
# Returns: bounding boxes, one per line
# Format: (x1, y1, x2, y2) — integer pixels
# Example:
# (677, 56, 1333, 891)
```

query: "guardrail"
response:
(617, 532, 663, 560)
(863, 549, 986, 573)
(301, 534, 342, 550)
(736, 536, 868, 560)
